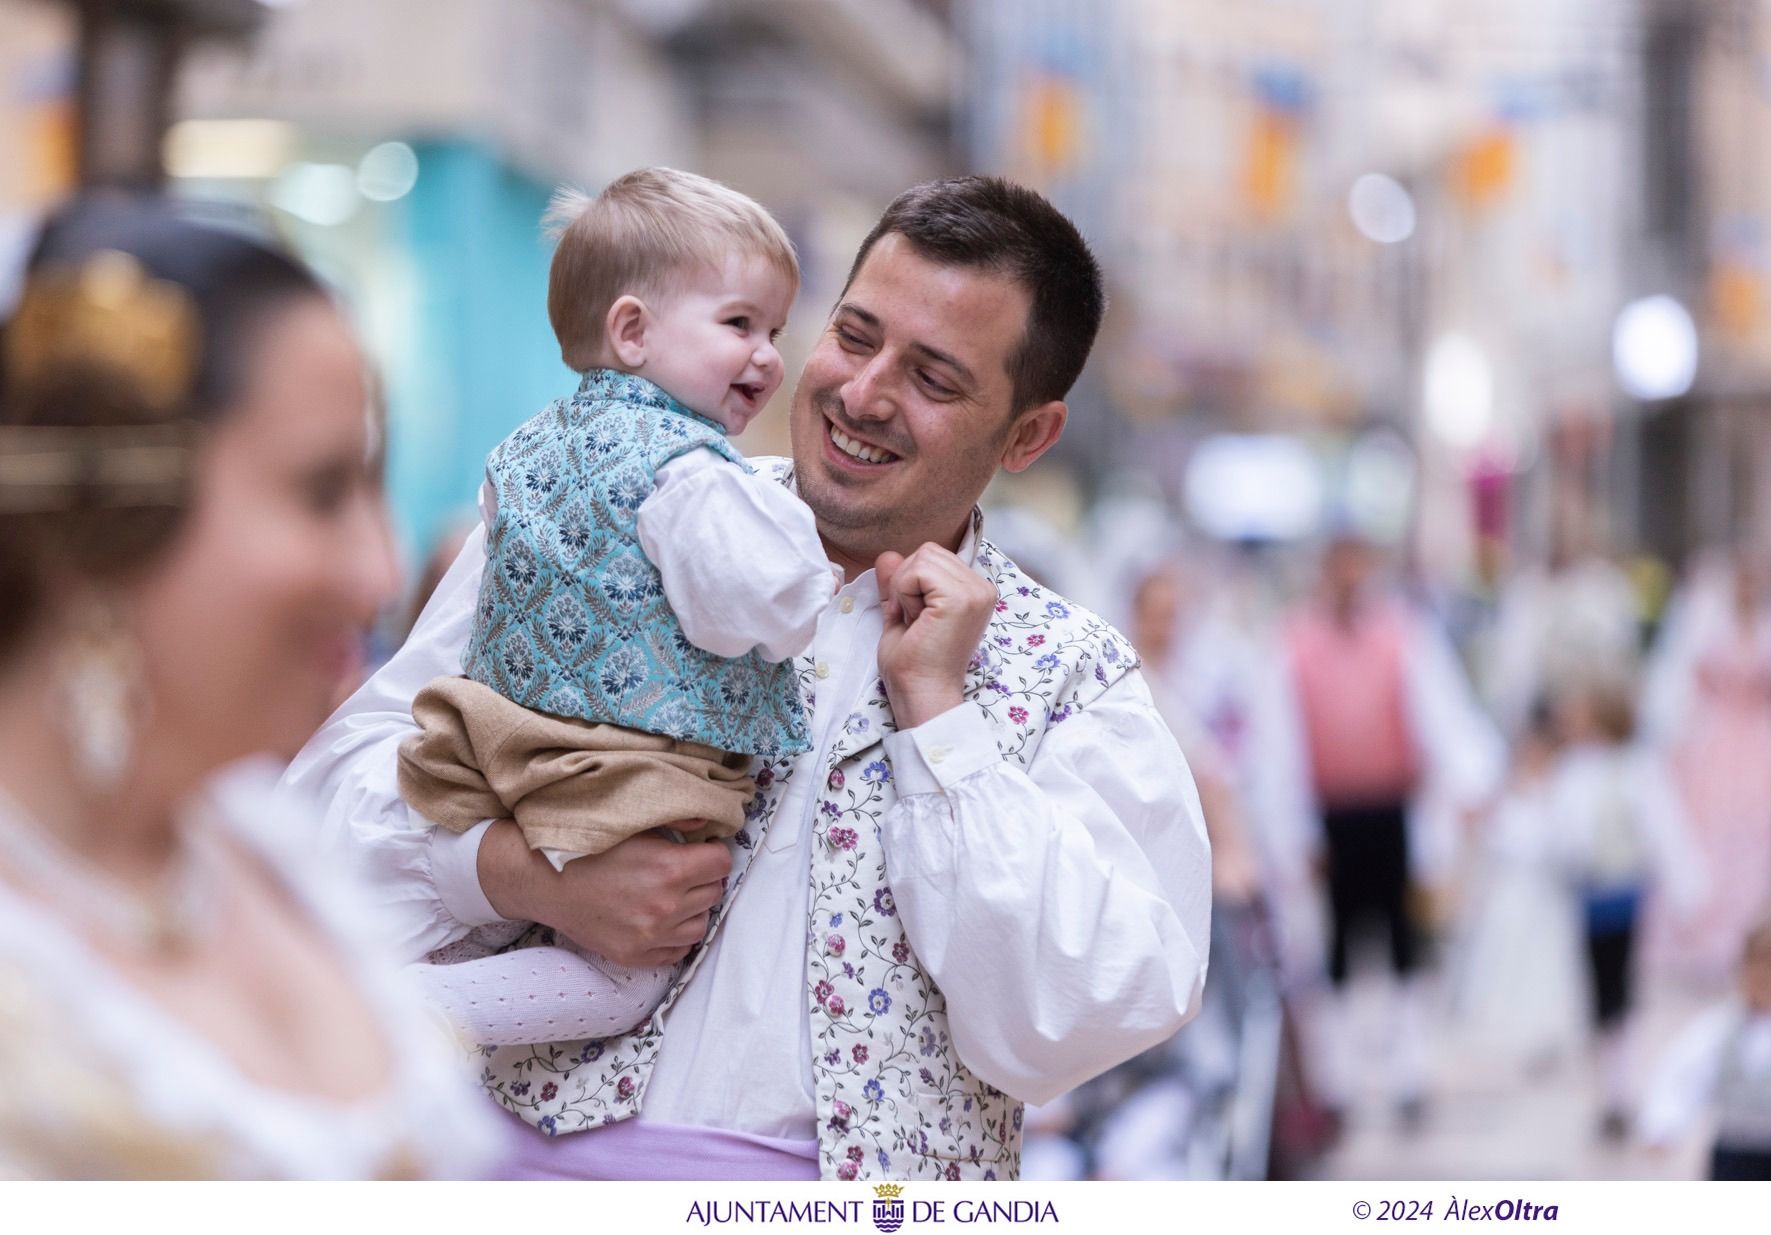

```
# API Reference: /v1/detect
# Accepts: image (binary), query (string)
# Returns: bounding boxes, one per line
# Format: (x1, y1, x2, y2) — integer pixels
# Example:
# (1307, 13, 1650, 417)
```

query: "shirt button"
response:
(816, 662, 831, 680)
(929, 745, 950, 765)
(840, 596, 855, 615)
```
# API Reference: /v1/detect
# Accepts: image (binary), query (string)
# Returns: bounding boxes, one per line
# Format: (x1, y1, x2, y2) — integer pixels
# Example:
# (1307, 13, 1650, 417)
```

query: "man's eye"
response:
(835, 326, 868, 349)
(918, 371, 956, 398)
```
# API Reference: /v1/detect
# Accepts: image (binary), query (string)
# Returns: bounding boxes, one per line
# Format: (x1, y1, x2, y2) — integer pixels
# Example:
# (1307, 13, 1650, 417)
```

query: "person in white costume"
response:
(1487, 543, 1641, 739)
(287, 177, 1212, 1181)
(0, 197, 498, 1179)
(1639, 916, 1771, 1178)
(1541, 675, 1703, 1139)
(1447, 709, 1586, 1073)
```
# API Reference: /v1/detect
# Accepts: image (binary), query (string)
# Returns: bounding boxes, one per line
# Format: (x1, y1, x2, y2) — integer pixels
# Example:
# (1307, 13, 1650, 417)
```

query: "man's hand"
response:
(876, 544, 996, 729)
(477, 822, 732, 967)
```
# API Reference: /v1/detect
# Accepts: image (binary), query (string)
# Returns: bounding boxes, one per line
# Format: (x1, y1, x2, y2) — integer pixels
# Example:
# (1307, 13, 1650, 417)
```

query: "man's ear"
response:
(606, 295, 649, 368)
(1000, 400, 1067, 473)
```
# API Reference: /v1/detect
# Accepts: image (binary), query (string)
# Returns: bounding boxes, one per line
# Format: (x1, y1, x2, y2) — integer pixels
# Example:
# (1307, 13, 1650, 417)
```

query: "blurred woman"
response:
(1130, 564, 1262, 906)
(1447, 706, 1585, 1074)
(0, 197, 497, 1178)
(1641, 551, 1771, 982)
(1059, 561, 1285, 1180)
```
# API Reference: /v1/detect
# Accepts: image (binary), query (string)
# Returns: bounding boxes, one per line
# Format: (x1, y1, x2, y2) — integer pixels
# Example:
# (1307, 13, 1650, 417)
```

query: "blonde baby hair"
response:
(544, 167, 799, 372)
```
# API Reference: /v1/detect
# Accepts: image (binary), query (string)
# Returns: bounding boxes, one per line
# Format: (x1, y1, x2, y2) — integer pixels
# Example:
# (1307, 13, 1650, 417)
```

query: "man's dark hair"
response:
(843, 176, 1105, 416)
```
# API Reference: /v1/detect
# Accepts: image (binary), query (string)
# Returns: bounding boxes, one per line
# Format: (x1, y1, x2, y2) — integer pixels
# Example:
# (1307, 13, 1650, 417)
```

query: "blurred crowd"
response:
(973, 500, 1771, 1181)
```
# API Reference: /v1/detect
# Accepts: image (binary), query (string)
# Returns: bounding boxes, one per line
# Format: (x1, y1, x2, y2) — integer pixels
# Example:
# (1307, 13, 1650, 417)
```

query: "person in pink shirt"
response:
(1287, 536, 1422, 985)
(1283, 531, 1502, 1127)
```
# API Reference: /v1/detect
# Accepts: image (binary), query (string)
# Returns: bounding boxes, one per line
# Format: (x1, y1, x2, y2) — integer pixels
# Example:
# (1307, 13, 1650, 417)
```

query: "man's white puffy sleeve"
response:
(282, 524, 503, 959)
(879, 671, 1212, 1105)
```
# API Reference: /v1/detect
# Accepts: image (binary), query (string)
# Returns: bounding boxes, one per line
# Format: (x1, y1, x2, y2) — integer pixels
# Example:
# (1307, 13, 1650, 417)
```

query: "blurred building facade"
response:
(158, 0, 958, 560)
(962, 0, 1768, 594)
(1680, 0, 1771, 554)
(0, 2, 77, 306)
(7, 0, 1771, 581)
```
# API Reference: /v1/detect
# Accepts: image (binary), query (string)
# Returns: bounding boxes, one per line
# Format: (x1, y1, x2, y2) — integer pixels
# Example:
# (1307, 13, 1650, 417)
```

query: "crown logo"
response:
(873, 1184, 905, 1199)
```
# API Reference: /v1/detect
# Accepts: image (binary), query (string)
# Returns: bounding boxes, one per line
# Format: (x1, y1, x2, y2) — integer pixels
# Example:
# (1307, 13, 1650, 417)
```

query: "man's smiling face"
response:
(789, 233, 1035, 573)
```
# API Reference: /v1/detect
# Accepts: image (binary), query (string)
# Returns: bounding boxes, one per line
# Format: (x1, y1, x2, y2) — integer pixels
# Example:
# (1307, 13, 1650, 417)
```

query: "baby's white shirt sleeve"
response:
(635, 448, 837, 662)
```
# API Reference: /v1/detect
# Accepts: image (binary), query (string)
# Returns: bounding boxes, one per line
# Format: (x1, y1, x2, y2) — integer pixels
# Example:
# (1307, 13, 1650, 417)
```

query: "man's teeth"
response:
(830, 424, 894, 464)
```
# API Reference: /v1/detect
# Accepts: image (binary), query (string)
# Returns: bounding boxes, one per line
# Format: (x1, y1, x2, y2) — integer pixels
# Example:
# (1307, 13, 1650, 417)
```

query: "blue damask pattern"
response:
(461, 371, 810, 757)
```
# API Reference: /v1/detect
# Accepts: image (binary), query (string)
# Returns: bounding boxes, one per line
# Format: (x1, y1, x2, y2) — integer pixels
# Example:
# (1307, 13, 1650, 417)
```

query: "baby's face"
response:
(637, 253, 795, 435)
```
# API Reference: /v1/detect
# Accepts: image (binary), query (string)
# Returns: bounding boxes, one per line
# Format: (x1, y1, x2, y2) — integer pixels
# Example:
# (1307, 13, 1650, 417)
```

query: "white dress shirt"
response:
(285, 468, 1211, 1142)
(1639, 1004, 1771, 1147)
(1542, 743, 1706, 917)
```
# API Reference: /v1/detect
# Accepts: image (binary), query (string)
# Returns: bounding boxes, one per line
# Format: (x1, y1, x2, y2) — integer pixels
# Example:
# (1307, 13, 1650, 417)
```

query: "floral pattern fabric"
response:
(478, 473, 1137, 1182)
(804, 535, 1136, 1181)
(461, 369, 809, 758)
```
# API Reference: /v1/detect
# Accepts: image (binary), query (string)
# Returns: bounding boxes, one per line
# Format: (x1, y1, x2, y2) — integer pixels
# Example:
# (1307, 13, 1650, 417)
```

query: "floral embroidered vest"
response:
(461, 370, 810, 757)
(475, 465, 1138, 1181)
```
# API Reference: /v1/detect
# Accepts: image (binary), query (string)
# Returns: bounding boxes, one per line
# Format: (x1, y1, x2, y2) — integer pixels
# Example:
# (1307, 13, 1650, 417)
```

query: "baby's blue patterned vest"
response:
(461, 370, 810, 758)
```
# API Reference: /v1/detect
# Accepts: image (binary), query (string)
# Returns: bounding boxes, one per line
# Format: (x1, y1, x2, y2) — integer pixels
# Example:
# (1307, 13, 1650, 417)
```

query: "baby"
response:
(398, 168, 833, 1046)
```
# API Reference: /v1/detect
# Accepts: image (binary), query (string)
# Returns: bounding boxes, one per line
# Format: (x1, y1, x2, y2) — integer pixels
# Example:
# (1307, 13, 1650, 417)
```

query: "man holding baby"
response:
(287, 172, 1210, 1181)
